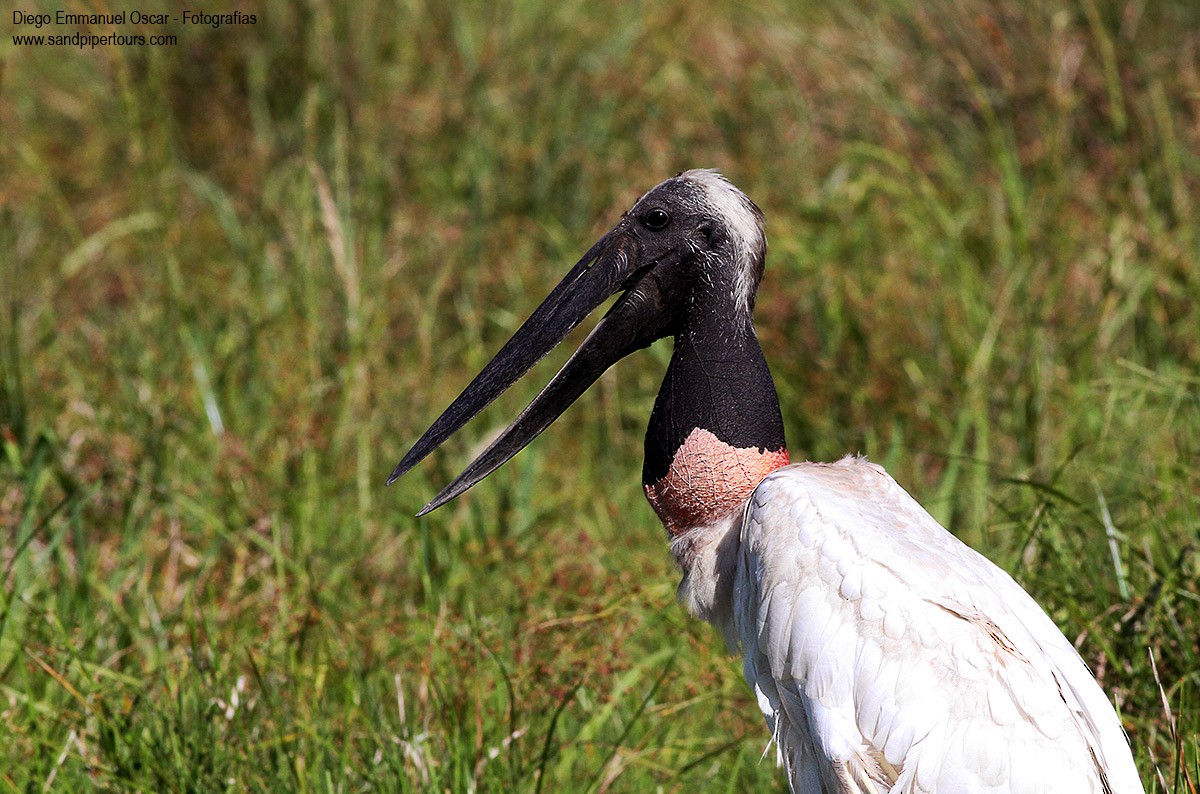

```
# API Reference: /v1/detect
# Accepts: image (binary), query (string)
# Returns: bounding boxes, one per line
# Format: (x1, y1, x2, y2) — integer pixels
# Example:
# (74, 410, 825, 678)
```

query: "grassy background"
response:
(3, 0, 1198, 790)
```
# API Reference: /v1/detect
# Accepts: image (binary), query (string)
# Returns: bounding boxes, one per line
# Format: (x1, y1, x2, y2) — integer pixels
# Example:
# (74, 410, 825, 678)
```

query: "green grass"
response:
(2, 0, 1198, 790)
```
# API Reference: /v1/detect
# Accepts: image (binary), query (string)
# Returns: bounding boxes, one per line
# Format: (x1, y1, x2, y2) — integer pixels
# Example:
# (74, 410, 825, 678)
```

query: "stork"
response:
(388, 170, 1143, 793)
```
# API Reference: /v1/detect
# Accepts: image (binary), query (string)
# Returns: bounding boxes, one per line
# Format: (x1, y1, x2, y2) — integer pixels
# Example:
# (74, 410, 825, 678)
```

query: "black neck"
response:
(642, 300, 787, 485)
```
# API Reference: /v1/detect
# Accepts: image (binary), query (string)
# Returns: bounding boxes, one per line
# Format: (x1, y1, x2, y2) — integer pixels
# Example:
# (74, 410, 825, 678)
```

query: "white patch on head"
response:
(684, 170, 765, 318)
(635, 169, 766, 319)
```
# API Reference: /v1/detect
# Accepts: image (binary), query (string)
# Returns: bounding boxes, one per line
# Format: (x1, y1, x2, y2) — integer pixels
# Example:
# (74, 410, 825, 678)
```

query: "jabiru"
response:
(389, 170, 1143, 793)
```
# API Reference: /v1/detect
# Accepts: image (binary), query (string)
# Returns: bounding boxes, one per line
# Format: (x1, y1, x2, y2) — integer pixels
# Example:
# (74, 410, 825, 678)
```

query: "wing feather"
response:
(729, 456, 1142, 793)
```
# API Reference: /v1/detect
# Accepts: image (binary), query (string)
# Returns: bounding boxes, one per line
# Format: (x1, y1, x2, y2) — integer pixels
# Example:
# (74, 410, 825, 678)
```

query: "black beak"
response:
(388, 225, 674, 515)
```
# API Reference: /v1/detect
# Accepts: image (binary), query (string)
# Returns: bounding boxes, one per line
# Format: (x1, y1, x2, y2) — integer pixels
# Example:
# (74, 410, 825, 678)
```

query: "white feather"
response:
(677, 455, 1143, 793)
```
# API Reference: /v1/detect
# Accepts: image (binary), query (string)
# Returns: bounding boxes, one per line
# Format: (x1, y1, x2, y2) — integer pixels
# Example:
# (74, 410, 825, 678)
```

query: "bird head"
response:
(388, 170, 769, 514)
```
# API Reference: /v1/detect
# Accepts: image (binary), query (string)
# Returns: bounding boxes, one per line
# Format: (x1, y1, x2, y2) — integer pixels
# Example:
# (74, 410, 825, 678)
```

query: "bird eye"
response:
(641, 208, 671, 231)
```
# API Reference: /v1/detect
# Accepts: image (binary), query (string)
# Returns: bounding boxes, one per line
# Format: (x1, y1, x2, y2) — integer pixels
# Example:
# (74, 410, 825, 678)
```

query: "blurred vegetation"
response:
(2, 0, 1198, 790)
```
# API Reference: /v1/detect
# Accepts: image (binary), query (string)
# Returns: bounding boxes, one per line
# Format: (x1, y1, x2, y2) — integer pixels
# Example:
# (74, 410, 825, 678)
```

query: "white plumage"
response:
(676, 455, 1143, 793)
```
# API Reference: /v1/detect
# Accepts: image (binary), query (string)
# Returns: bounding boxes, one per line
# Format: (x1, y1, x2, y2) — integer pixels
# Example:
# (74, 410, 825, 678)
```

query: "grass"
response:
(2, 0, 1198, 790)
